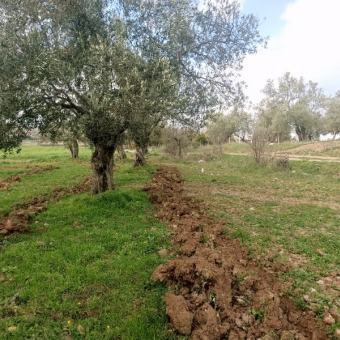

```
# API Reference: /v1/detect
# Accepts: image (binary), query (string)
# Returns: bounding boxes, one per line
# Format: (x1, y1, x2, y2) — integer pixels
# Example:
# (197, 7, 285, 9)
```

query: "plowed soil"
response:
(0, 175, 91, 235)
(0, 165, 59, 190)
(145, 166, 330, 340)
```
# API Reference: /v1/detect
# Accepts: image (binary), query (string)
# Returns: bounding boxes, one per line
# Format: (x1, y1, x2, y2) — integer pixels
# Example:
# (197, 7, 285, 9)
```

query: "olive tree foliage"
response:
(39, 117, 88, 158)
(123, 0, 267, 165)
(162, 126, 193, 158)
(0, 0, 266, 193)
(257, 72, 326, 142)
(0, 0, 176, 194)
(206, 106, 252, 152)
(322, 91, 340, 139)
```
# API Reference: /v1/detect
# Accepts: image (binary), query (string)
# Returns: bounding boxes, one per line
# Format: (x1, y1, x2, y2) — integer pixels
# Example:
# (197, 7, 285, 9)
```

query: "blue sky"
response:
(241, 0, 292, 37)
(239, 0, 340, 105)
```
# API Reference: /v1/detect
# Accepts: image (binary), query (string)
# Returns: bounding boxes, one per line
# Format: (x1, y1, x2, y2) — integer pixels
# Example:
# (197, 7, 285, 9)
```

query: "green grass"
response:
(0, 146, 175, 340)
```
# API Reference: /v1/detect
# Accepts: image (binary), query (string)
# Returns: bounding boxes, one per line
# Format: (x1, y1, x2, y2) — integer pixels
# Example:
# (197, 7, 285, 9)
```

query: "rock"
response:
(334, 328, 340, 338)
(157, 249, 169, 256)
(258, 335, 274, 340)
(323, 313, 335, 325)
(330, 306, 340, 322)
(77, 324, 85, 335)
(235, 317, 243, 327)
(316, 249, 326, 256)
(8, 326, 17, 332)
(281, 331, 297, 340)
(303, 295, 310, 302)
(236, 297, 247, 306)
(316, 280, 324, 285)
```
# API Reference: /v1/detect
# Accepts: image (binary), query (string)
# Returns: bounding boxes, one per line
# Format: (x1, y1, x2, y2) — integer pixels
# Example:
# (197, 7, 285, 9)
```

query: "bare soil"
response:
(282, 141, 340, 154)
(0, 175, 91, 235)
(146, 166, 330, 340)
(0, 165, 59, 190)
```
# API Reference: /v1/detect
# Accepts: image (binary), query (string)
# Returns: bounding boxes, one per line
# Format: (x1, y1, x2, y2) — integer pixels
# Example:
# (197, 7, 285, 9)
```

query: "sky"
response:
(239, 0, 340, 105)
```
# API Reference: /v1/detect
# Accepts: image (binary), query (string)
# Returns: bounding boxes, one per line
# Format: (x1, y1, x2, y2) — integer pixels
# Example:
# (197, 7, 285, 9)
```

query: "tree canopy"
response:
(0, 0, 266, 194)
(257, 72, 326, 142)
(322, 91, 340, 139)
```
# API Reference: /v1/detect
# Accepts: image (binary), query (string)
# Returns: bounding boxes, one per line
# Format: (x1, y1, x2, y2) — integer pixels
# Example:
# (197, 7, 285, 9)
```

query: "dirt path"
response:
(226, 152, 340, 162)
(146, 166, 331, 339)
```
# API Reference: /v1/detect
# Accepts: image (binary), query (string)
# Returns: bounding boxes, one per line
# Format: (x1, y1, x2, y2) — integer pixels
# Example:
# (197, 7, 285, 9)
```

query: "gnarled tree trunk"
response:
(91, 145, 115, 195)
(117, 144, 127, 160)
(295, 126, 307, 142)
(70, 139, 79, 158)
(134, 144, 147, 167)
(65, 138, 79, 158)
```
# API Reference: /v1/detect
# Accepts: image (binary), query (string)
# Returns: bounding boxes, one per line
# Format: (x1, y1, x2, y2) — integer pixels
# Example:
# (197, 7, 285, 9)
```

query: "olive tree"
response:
(322, 91, 340, 139)
(206, 106, 252, 152)
(123, 0, 267, 164)
(258, 73, 326, 142)
(0, 0, 175, 194)
(0, 0, 266, 193)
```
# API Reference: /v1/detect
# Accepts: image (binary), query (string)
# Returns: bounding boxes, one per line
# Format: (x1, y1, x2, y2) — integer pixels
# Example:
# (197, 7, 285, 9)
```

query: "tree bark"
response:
(70, 139, 79, 158)
(134, 144, 147, 167)
(178, 140, 182, 158)
(91, 145, 115, 195)
(117, 144, 127, 160)
(295, 126, 307, 142)
(65, 139, 79, 158)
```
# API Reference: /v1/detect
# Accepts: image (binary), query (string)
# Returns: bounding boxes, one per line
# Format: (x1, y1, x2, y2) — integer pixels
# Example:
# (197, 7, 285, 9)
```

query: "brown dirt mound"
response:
(0, 165, 59, 190)
(0, 175, 91, 235)
(145, 166, 329, 340)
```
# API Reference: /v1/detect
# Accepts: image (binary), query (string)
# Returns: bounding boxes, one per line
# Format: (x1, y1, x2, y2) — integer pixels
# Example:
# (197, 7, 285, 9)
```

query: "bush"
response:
(262, 153, 290, 170)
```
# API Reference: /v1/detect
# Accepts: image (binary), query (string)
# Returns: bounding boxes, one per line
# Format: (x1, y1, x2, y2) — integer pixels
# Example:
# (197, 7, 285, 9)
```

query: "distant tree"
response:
(255, 100, 291, 143)
(322, 91, 340, 139)
(194, 133, 209, 146)
(250, 125, 268, 164)
(206, 106, 252, 152)
(39, 116, 88, 158)
(127, 58, 177, 167)
(163, 127, 193, 158)
(258, 73, 326, 142)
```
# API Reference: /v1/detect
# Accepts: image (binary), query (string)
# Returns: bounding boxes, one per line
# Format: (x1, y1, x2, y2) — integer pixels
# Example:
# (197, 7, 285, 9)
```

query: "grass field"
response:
(1, 142, 340, 338)
(0, 146, 177, 340)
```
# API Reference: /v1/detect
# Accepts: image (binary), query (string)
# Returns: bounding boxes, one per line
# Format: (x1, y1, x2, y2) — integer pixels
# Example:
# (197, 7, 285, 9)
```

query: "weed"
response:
(232, 272, 252, 290)
(208, 290, 217, 308)
(222, 228, 229, 235)
(249, 308, 266, 322)
(200, 233, 210, 244)
(294, 296, 308, 310)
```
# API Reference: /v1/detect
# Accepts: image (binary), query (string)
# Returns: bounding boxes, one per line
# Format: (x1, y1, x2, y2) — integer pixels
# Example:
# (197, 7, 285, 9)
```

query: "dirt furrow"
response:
(0, 165, 59, 190)
(146, 166, 330, 340)
(0, 175, 91, 235)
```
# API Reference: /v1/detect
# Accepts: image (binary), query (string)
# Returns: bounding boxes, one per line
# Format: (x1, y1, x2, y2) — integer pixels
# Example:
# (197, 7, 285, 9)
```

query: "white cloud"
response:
(240, 0, 340, 105)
